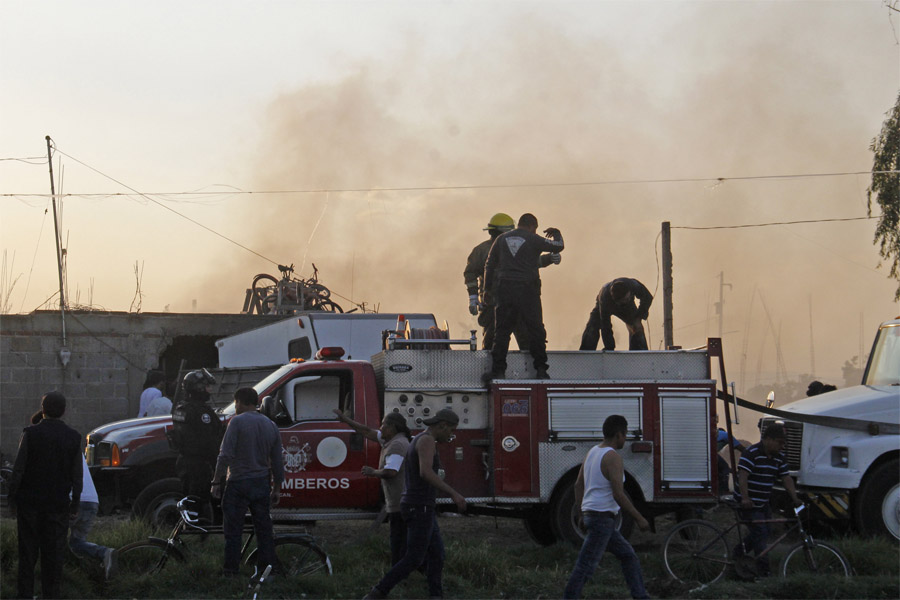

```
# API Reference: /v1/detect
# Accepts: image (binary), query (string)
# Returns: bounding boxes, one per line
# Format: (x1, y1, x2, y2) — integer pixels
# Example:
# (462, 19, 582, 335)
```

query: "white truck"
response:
(760, 317, 900, 540)
(215, 312, 439, 367)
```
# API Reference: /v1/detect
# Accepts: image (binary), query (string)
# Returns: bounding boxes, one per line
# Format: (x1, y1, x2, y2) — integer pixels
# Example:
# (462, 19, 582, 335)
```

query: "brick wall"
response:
(0, 311, 281, 460)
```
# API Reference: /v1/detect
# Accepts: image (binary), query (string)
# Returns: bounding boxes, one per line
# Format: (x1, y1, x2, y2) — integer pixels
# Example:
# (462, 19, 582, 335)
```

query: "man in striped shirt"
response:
(733, 423, 801, 576)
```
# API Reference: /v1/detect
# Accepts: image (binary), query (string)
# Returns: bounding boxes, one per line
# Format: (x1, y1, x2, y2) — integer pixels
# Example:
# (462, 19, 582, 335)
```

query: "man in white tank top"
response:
(563, 415, 651, 599)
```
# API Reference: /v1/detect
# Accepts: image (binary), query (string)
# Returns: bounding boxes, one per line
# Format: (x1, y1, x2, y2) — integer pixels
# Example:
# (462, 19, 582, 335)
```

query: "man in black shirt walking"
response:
(364, 409, 466, 599)
(484, 213, 564, 380)
(8, 391, 83, 599)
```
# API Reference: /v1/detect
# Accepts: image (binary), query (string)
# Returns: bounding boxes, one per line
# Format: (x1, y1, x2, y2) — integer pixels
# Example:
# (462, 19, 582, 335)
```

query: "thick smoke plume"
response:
(192, 7, 896, 437)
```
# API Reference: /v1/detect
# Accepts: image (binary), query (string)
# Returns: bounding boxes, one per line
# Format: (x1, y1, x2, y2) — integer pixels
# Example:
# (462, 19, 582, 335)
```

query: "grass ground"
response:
(0, 509, 897, 599)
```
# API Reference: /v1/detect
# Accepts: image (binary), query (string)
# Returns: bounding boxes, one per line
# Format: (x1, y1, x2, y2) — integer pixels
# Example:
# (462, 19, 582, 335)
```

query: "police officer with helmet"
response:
(170, 369, 223, 516)
(464, 213, 560, 350)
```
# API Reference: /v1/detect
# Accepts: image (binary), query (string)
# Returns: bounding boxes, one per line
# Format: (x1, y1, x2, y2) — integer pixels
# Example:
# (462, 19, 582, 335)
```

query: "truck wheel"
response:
(132, 478, 184, 528)
(551, 480, 634, 546)
(523, 507, 557, 546)
(854, 458, 900, 541)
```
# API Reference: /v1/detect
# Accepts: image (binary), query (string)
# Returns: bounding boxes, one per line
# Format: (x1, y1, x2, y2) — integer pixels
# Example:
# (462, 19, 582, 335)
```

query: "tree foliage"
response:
(868, 91, 900, 301)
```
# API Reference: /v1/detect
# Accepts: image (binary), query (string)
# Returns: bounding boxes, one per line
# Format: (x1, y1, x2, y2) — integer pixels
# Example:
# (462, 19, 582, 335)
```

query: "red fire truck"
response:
(87, 328, 725, 545)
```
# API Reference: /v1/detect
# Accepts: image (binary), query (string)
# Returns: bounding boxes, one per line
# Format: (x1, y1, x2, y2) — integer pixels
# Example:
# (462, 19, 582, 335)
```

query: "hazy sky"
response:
(2, 1, 899, 402)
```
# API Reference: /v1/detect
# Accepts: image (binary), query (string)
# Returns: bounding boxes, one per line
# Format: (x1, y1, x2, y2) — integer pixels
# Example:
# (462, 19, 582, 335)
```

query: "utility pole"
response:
(808, 294, 816, 376)
(715, 271, 731, 339)
(46, 137, 67, 325)
(662, 222, 674, 349)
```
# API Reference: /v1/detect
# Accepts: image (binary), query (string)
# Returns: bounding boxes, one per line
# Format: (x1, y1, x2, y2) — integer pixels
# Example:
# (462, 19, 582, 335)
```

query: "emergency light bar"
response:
(316, 347, 345, 360)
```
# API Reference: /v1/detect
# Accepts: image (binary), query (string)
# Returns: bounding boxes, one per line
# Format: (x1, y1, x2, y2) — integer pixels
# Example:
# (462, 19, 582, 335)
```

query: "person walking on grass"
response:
(211, 387, 284, 578)
(563, 415, 651, 600)
(364, 409, 467, 600)
(334, 409, 412, 566)
(9, 392, 83, 600)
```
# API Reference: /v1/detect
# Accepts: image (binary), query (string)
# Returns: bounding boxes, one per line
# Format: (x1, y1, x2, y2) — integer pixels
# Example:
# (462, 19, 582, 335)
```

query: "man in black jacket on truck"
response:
(484, 213, 564, 380)
(580, 278, 653, 351)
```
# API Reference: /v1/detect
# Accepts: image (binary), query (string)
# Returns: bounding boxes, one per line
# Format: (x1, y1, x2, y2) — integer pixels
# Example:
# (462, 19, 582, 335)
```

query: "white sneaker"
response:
(103, 548, 117, 579)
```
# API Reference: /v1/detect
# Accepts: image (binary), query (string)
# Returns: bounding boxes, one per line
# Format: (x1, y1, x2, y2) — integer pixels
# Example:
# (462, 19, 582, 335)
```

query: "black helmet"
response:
(182, 368, 216, 395)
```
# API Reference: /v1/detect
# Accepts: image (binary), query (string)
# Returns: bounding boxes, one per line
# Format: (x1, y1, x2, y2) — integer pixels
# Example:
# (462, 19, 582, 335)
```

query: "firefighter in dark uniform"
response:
(579, 278, 653, 351)
(484, 213, 564, 380)
(170, 369, 223, 512)
(465, 213, 561, 350)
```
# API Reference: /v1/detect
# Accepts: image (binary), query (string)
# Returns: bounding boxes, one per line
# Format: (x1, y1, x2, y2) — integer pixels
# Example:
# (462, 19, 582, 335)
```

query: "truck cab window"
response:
(288, 373, 347, 421)
(288, 336, 312, 360)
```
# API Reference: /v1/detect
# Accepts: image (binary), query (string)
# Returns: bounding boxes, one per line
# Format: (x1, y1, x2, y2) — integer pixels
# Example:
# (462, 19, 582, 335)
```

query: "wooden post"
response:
(662, 221, 673, 349)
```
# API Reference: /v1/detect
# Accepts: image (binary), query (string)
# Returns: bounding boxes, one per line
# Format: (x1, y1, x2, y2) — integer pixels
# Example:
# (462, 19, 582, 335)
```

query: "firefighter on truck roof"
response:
(465, 212, 560, 351)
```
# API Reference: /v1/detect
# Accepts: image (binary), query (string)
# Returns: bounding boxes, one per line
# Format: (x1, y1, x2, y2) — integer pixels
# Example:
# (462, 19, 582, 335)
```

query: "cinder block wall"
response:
(0, 311, 280, 460)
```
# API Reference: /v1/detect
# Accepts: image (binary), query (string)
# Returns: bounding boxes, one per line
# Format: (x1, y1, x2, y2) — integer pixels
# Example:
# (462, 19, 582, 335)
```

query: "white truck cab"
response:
(764, 318, 900, 540)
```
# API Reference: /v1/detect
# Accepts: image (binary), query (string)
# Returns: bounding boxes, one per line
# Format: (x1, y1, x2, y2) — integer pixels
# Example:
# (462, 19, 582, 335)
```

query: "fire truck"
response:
(87, 325, 726, 545)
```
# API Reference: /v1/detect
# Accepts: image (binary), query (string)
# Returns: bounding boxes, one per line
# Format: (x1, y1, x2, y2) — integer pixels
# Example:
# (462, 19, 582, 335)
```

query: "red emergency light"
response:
(315, 347, 345, 360)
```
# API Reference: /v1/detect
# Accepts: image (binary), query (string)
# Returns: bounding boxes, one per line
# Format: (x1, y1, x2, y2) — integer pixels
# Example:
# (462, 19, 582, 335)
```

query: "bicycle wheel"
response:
(117, 538, 184, 577)
(779, 540, 851, 577)
(245, 535, 333, 577)
(663, 519, 730, 586)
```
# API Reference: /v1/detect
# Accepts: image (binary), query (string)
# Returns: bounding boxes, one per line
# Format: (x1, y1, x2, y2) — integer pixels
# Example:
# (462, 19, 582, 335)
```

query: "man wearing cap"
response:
(8, 392, 83, 599)
(465, 213, 561, 350)
(580, 277, 653, 351)
(334, 408, 412, 566)
(364, 408, 466, 600)
(733, 423, 802, 576)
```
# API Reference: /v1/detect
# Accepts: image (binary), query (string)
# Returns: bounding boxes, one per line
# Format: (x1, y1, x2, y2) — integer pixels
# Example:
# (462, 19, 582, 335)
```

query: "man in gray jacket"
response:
(211, 387, 284, 577)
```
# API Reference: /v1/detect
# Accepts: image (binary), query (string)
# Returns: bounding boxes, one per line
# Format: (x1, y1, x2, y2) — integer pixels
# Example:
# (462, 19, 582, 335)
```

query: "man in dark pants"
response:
(579, 277, 653, 351)
(364, 409, 467, 600)
(733, 423, 802, 576)
(211, 388, 283, 578)
(484, 213, 564, 380)
(465, 212, 560, 350)
(170, 369, 223, 519)
(8, 392, 83, 599)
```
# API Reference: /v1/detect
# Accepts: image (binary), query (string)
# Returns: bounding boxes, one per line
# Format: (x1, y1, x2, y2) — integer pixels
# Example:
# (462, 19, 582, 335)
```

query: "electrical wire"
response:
(50, 147, 282, 268)
(3, 170, 898, 198)
(672, 216, 877, 230)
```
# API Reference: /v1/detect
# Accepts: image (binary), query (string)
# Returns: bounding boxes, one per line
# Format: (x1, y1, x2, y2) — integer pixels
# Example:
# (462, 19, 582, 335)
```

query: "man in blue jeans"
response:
(364, 408, 467, 599)
(211, 387, 284, 577)
(563, 415, 651, 599)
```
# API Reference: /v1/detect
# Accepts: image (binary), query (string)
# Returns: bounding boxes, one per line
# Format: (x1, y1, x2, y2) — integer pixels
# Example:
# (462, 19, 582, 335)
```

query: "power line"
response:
(2, 170, 898, 198)
(50, 147, 282, 268)
(673, 216, 877, 230)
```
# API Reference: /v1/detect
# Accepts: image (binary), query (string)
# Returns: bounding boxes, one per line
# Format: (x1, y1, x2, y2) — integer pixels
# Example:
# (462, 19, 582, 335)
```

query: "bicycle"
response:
(117, 497, 332, 579)
(248, 263, 343, 315)
(662, 501, 850, 587)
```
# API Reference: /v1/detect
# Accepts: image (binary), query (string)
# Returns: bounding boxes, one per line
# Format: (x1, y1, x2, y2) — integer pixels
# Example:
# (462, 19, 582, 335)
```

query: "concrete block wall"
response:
(0, 311, 281, 460)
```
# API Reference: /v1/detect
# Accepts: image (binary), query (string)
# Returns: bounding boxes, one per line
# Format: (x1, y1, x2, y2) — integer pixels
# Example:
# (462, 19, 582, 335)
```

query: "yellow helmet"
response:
(485, 213, 514, 232)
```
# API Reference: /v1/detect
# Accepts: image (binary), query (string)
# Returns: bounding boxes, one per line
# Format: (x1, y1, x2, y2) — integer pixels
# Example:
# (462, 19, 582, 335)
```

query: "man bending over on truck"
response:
(563, 414, 651, 599)
(334, 408, 412, 566)
(579, 278, 653, 351)
(733, 423, 802, 577)
(364, 408, 467, 600)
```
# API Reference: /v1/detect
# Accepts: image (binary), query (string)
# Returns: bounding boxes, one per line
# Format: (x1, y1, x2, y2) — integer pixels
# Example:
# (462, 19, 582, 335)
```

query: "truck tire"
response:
(550, 479, 634, 546)
(132, 478, 184, 527)
(523, 507, 557, 546)
(854, 458, 900, 541)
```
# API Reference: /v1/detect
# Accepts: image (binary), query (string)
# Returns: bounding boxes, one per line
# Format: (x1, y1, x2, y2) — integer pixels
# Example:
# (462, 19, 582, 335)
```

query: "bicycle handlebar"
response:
(176, 497, 209, 533)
